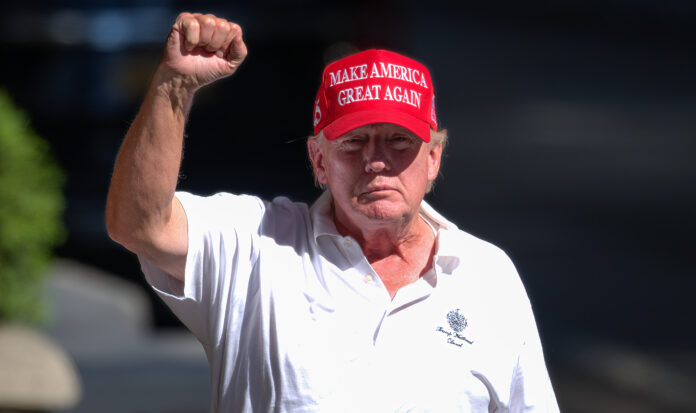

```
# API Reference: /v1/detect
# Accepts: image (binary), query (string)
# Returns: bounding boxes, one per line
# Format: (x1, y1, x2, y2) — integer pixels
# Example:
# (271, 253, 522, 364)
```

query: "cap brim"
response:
(322, 110, 431, 142)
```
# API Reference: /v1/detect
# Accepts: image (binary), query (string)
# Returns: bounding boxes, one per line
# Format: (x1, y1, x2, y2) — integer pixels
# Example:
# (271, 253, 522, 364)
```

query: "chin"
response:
(355, 200, 409, 222)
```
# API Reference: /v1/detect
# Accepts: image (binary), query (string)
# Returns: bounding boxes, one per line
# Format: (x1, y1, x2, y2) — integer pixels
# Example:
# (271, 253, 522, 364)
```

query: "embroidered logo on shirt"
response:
(447, 309, 468, 332)
(435, 308, 474, 347)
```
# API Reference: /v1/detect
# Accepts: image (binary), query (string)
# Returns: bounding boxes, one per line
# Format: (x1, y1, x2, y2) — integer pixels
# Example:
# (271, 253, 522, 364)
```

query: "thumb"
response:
(165, 28, 184, 57)
(225, 31, 248, 71)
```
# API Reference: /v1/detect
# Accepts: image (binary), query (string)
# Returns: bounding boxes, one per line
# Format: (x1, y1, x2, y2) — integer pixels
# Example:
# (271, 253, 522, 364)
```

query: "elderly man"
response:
(106, 12, 559, 413)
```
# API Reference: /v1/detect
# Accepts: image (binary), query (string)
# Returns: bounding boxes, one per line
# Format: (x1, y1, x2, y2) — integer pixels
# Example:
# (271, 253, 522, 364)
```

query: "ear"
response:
(307, 138, 329, 185)
(427, 142, 443, 181)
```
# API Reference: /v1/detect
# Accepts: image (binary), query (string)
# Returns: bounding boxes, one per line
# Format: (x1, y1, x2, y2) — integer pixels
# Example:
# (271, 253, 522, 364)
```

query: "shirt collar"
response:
(310, 190, 340, 240)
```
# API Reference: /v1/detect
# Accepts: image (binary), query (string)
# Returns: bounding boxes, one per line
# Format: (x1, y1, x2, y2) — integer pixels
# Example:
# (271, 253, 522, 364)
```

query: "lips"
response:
(360, 184, 396, 196)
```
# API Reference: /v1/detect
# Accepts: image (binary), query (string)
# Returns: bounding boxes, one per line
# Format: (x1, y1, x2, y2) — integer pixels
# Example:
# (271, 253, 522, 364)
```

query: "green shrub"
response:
(0, 89, 65, 324)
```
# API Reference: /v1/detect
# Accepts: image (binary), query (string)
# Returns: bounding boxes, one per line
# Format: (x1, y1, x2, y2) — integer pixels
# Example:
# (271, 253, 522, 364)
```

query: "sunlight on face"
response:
(309, 123, 442, 231)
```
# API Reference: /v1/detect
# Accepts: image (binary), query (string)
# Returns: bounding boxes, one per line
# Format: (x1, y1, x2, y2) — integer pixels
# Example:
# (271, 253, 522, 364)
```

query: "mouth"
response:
(359, 185, 396, 197)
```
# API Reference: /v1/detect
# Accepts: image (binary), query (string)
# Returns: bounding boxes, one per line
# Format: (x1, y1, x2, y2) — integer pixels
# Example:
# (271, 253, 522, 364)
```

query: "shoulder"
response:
(258, 196, 313, 246)
(421, 200, 520, 280)
(440, 227, 529, 299)
(176, 191, 308, 219)
(177, 191, 311, 234)
(176, 191, 265, 214)
(446, 228, 514, 266)
(177, 191, 307, 211)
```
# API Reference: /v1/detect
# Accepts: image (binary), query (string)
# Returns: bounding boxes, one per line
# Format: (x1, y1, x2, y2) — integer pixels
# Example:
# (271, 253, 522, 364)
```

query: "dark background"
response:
(1, 1, 695, 411)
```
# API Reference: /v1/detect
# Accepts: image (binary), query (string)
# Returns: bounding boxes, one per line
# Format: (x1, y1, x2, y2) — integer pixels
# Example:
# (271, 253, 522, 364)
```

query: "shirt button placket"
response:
(341, 237, 380, 290)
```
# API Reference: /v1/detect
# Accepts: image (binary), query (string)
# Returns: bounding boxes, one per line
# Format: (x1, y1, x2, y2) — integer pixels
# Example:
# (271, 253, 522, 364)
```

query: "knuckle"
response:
(216, 20, 230, 30)
(173, 12, 190, 27)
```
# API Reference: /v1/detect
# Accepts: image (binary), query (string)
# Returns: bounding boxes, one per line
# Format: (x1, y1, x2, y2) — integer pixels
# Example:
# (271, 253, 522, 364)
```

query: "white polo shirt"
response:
(140, 190, 559, 413)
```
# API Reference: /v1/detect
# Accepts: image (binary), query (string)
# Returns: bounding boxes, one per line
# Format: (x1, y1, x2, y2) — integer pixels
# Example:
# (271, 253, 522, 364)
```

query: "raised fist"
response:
(160, 12, 247, 90)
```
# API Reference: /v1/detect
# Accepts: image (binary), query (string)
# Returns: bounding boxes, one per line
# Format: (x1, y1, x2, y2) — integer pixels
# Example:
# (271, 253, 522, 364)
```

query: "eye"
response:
(339, 136, 367, 151)
(389, 134, 415, 149)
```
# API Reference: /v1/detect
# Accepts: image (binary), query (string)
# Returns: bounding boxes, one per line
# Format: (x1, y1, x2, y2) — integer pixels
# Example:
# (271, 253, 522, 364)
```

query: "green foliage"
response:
(0, 89, 65, 324)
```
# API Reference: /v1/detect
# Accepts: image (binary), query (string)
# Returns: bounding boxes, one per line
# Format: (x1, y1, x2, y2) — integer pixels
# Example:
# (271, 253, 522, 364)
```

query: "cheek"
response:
(326, 162, 352, 185)
(401, 156, 432, 190)
(316, 151, 347, 185)
(325, 159, 367, 196)
(327, 154, 357, 175)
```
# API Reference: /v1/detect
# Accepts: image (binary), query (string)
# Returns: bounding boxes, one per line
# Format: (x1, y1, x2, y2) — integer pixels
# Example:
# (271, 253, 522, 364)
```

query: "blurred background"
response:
(0, 0, 694, 412)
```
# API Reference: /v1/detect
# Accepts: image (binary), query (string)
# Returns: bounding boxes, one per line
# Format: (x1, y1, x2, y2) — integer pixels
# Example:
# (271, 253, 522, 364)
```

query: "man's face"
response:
(308, 123, 442, 230)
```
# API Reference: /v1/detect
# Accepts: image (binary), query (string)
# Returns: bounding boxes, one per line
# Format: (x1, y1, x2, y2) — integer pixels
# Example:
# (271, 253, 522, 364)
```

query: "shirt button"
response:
(364, 273, 375, 283)
(343, 238, 353, 248)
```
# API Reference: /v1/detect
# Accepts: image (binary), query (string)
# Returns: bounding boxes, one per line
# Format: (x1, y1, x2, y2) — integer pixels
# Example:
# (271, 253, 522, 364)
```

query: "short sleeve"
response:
(503, 265, 560, 412)
(138, 191, 265, 346)
(506, 299, 560, 412)
(474, 242, 560, 412)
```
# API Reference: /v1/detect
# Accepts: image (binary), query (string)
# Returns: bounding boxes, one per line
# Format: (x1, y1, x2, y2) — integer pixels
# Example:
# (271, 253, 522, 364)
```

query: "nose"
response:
(364, 140, 389, 173)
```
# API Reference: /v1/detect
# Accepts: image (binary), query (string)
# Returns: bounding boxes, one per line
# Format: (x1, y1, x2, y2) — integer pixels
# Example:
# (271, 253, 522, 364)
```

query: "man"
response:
(106, 12, 560, 413)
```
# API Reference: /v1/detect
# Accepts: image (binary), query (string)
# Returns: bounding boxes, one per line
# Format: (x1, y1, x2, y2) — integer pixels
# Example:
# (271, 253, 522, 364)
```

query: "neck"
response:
(333, 201, 437, 299)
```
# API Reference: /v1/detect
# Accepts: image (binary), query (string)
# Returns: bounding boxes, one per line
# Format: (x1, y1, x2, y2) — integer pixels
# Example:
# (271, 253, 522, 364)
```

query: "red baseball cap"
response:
(313, 49, 437, 142)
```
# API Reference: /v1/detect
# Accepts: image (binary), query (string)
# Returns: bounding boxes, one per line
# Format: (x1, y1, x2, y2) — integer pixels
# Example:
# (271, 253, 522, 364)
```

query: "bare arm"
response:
(106, 12, 247, 280)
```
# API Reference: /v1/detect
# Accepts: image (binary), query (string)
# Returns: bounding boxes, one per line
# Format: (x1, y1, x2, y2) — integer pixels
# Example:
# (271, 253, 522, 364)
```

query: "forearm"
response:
(105, 68, 195, 248)
(106, 12, 245, 272)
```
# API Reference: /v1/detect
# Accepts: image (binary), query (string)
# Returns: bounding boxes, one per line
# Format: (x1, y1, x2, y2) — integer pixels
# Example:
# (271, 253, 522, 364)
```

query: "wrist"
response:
(151, 67, 199, 115)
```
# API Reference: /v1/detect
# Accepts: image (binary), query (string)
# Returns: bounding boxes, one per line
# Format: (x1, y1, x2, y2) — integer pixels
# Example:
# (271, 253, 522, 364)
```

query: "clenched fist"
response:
(160, 12, 247, 90)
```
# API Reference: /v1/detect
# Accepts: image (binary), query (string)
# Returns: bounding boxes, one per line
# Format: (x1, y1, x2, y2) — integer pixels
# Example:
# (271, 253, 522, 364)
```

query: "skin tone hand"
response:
(160, 12, 248, 91)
